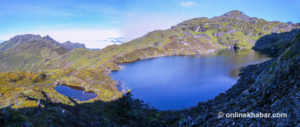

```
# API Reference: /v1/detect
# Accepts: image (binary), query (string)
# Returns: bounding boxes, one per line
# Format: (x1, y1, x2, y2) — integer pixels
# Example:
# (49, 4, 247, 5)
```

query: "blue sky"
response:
(0, 0, 299, 48)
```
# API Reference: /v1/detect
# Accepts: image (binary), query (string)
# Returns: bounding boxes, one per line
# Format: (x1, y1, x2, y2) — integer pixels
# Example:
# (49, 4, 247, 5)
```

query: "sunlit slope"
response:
(0, 10, 299, 109)
(53, 10, 299, 70)
(0, 10, 298, 72)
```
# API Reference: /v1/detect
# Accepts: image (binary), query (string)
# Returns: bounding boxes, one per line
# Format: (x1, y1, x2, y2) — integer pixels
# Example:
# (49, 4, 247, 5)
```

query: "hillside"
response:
(0, 35, 87, 72)
(0, 10, 299, 118)
(179, 29, 300, 126)
(1, 28, 299, 127)
(0, 35, 68, 72)
(51, 10, 299, 70)
(0, 11, 299, 72)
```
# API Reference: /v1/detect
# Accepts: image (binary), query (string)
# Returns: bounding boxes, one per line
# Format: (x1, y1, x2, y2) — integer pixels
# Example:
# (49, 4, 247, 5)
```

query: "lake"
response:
(54, 84, 97, 101)
(110, 49, 270, 110)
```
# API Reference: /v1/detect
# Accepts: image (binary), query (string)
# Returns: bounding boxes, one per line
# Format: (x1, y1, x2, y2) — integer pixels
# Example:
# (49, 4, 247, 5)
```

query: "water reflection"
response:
(217, 49, 271, 78)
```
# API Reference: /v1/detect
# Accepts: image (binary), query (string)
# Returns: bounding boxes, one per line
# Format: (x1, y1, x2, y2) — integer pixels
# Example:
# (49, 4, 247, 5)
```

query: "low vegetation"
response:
(0, 10, 299, 126)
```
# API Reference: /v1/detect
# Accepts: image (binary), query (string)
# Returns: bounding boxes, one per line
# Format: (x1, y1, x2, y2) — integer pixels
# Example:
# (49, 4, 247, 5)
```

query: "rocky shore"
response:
(178, 29, 300, 126)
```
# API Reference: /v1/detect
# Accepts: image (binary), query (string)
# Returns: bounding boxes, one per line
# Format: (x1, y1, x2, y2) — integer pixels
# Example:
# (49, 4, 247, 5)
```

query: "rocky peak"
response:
(222, 10, 247, 17)
(0, 34, 66, 53)
(0, 34, 43, 52)
(221, 10, 252, 21)
(61, 41, 86, 51)
(42, 35, 57, 42)
(9, 34, 42, 43)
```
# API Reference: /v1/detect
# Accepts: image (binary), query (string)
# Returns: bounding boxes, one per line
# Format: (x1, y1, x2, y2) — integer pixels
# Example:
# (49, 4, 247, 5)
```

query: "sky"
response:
(0, 0, 299, 48)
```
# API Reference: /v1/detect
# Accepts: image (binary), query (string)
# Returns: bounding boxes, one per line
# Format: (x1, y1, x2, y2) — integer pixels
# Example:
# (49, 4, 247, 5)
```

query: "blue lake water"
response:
(110, 50, 270, 110)
(54, 85, 97, 101)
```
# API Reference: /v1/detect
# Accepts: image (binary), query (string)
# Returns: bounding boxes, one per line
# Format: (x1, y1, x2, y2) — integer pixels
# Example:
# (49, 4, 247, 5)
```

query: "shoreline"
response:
(107, 48, 270, 110)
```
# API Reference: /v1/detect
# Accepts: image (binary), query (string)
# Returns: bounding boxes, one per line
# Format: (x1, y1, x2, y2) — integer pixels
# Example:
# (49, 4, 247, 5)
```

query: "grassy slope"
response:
(1, 29, 299, 127)
(0, 11, 299, 108)
(50, 11, 297, 70)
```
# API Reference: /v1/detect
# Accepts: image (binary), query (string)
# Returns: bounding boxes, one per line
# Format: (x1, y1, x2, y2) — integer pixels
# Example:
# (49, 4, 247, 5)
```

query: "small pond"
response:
(54, 84, 97, 101)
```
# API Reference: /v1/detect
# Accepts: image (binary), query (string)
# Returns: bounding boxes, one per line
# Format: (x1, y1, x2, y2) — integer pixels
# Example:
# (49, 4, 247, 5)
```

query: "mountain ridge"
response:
(1, 10, 299, 72)
(0, 34, 87, 52)
(0, 10, 299, 114)
(0, 34, 87, 72)
(61, 41, 86, 51)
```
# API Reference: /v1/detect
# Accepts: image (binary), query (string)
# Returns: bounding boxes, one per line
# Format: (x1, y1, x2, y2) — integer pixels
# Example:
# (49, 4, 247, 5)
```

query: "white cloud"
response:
(180, 1, 198, 7)
(0, 28, 123, 49)
(121, 12, 190, 42)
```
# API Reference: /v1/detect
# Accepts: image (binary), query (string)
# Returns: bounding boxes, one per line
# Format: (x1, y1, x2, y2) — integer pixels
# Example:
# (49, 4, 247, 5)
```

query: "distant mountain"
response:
(0, 34, 44, 52)
(0, 34, 89, 71)
(61, 41, 86, 51)
(0, 10, 299, 72)
(0, 35, 78, 71)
